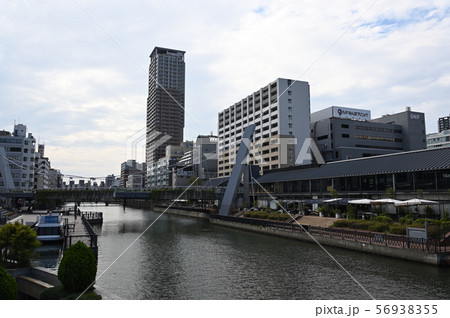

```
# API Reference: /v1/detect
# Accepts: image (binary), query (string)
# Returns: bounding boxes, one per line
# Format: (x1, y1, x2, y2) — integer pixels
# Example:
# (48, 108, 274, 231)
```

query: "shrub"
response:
(40, 285, 102, 300)
(372, 216, 393, 225)
(388, 224, 408, 235)
(368, 222, 389, 233)
(332, 220, 352, 228)
(58, 241, 97, 292)
(40, 285, 71, 300)
(65, 291, 102, 300)
(267, 213, 279, 220)
(346, 206, 357, 220)
(0, 222, 41, 267)
(350, 220, 371, 231)
(0, 266, 18, 300)
(413, 218, 436, 226)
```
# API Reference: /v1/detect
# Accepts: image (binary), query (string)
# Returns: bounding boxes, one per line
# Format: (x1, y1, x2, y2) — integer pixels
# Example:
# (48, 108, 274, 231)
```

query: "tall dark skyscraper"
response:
(438, 115, 450, 133)
(146, 47, 185, 185)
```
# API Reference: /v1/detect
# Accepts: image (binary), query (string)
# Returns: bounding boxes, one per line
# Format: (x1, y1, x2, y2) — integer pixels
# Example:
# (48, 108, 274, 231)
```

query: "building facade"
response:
(427, 129, 450, 149)
(371, 107, 427, 150)
(147, 141, 193, 188)
(438, 115, 450, 133)
(126, 174, 144, 190)
(120, 160, 146, 188)
(311, 107, 426, 162)
(146, 47, 186, 185)
(217, 78, 311, 177)
(256, 147, 450, 209)
(0, 124, 36, 191)
(193, 135, 218, 180)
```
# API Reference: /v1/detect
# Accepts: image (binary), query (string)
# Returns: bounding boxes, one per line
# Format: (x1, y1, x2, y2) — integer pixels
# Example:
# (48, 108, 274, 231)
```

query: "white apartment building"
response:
(217, 78, 310, 177)
(126, 174, 144, 190)
(427, 129, 450, 149)
(0, 124, 36, 191)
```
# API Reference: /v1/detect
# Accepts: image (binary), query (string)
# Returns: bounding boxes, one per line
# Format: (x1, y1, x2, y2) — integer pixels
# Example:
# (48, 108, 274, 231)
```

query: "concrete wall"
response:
(210, 218, 442, 265)
(153, 206, 210, 219)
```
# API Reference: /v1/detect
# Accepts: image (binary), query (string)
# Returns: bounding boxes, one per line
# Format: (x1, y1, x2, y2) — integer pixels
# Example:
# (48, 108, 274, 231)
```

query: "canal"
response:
(33, 204, 450, 300)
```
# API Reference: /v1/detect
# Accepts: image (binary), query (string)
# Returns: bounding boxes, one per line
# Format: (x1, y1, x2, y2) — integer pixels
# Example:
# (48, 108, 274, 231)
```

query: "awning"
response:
(348, 199, 372, 205)
(395, 198, 439, 207)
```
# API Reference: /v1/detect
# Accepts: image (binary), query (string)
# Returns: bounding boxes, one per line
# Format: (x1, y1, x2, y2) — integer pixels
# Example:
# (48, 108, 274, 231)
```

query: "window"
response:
(341, 124, 349, 128)
(288, 115, 292, 120)
(288, 91, 292, 96)
(288, 123, 292, 128)
(288, 99, 292, 103)
(288, 106, 292, 112)
(342, 134, 349, 138)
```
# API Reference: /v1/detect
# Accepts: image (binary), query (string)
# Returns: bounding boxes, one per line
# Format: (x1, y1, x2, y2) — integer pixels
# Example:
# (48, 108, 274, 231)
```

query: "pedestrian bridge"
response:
(2, 189, 220, 207)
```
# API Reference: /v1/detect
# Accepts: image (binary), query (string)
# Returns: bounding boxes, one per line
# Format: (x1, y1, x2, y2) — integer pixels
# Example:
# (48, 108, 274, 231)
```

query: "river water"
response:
(34, 204, 450, 300)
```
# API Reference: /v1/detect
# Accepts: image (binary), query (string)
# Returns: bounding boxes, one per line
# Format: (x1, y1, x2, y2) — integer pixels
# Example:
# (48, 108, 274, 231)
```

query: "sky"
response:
(1, 0, 449, 181)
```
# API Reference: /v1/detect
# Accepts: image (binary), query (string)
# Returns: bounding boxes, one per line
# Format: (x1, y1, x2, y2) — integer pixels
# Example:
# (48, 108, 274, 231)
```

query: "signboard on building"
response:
(332, 106, 371, 121)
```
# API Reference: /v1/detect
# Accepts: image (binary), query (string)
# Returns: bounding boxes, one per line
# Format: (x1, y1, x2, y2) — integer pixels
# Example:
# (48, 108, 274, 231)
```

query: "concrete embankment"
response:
(124, 204, 450, 266)
(153, 206, 210, 219)
(209, 218, 444, 266)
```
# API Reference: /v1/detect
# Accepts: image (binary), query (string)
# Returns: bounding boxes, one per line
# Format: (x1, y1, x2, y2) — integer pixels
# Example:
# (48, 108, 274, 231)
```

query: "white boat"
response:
(35, 213, 64, 242)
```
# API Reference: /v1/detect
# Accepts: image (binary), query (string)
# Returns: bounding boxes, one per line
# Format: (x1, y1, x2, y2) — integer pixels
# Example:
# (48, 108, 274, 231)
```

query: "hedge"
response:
(0, 266, 18, 300)
(58, 241, 97, 292)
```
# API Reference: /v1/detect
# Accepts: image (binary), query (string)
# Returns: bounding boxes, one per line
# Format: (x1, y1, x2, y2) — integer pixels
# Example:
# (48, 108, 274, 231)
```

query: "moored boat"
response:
(35, 213, 64, 242)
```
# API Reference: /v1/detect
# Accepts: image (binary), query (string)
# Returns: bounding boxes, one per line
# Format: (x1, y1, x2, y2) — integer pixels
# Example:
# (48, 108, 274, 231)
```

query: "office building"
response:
(0, 124, 36, 191)
(105, 174, 118, 188)
(120, 160, 146, 188)
(427, 118, 450, 149)
(146, 47, 186, 185)
(147, 141, 193, 187)
(311, 106, 426, 161)
(126, 174, 144, 190)
(438, 115, 450, 133)
(217, 78, 311, 177)
(193, 135, 218, 180)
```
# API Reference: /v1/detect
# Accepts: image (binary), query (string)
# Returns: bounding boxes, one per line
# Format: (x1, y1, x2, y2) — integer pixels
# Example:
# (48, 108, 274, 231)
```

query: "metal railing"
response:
(210, 215, 449, 254)
(81, 211, 103, 224)
(63, 214, 99, 258)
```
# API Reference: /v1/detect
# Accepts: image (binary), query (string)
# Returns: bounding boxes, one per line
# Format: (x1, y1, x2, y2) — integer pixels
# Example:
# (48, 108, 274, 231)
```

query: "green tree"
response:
(58, 241, 97, 292)
(330, 188, 338, 198)
(0, 222, 41, 267)
(346, 205, 357, 220)
(0, 265, 18, 300)
(385, 186, 395, 199)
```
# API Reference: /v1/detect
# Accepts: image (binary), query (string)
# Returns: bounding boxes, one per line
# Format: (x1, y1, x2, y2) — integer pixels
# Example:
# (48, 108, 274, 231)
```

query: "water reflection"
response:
(34, 204, 450, 300)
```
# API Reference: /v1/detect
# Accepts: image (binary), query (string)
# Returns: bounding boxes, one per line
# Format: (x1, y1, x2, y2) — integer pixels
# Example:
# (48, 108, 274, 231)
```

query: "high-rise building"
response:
(146, 47, 186, 185)
(438, 115, 450, 133)
(217, 78, 311, 177)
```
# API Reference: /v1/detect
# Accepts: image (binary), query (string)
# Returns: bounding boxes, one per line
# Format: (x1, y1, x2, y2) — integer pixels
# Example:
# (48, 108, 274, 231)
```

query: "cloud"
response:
(1, 0, 450, 179)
